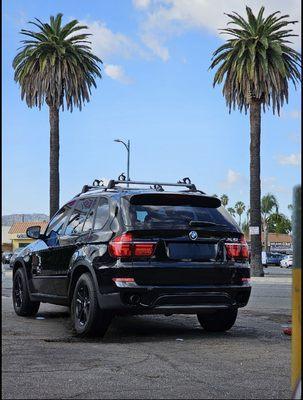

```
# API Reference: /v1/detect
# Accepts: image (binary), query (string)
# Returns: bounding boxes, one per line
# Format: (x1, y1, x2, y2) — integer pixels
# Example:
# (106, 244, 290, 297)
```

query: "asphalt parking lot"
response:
(2, 265, 292, 399)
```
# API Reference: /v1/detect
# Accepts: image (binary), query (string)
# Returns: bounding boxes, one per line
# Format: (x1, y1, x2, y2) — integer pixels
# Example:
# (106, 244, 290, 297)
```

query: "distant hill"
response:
(2, 214, 49, 226)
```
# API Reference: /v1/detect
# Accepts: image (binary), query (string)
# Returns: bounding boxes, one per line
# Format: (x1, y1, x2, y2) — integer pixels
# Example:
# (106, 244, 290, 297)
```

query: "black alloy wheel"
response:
(14, 274, 23, 309)
(72, 273, 112, 337)
(75, 282, 91, 327)
(12, 268, 40, 316)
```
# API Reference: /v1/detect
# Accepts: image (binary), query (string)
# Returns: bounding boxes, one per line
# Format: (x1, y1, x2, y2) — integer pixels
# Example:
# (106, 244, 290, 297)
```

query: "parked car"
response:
(11, 178, 251, 337)
(261, 251, 285, 266)
(280, 255, 293, 268)
(2, 251, 13, 264)
(9, 248, 26, 269)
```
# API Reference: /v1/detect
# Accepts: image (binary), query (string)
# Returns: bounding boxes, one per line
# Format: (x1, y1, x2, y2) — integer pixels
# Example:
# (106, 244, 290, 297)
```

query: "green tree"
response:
(261, 193, 279, 250)
(13, 14, 102, 217)
(210, 6, 300, 277)
(235, 201, 246, 225)
(227, 207, 236, 217)
(267, 213, 292, 234)
(220, 194, 229, 207)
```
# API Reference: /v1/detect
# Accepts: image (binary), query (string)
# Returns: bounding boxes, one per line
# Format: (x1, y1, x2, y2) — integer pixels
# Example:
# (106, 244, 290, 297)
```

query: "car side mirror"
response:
(26, 226, 42, 239)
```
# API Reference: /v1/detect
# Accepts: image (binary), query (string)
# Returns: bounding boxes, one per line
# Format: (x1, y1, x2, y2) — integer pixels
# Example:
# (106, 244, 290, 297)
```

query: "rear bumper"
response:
(97, 284, 251, 314)
(95, 262, 251, 314)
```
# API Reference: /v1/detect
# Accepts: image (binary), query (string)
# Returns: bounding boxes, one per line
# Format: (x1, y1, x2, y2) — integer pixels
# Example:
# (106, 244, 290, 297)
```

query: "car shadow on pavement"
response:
(38, 312, 266, 344)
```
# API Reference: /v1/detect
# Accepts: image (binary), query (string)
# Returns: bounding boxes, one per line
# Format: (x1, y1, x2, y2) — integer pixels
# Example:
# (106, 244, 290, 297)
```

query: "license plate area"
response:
(167, 243, 217, 261)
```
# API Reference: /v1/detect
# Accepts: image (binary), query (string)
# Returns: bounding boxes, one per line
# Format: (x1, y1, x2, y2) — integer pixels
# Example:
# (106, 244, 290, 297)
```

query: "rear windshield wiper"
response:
(189, 220, 228, 228)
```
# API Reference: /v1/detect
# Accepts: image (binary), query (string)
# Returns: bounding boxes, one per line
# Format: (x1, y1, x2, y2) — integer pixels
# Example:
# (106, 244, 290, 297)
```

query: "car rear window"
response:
(121, 194, 239, 231)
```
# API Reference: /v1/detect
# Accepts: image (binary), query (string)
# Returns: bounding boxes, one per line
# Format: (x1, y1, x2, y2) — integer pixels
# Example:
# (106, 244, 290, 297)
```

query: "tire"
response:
(71, 273, 112, 337)
(13, 268, 40, 316)
(197, 308, 238, 332)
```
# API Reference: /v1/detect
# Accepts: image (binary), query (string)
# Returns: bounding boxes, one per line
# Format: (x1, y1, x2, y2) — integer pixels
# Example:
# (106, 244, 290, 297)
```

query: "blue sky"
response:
(2, 0, 301, 219)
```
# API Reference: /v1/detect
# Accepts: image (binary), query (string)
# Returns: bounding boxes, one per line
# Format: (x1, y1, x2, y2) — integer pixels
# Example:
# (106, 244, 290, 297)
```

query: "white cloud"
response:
(82, 20, 140, 60)
(141, 33, 170, 61)
(220, 169, 246, 189)
(277, 153, 301, 166)
(134, 0, 301, 59)
(133, 0, 151, 9)
(104, 64, 133, 84)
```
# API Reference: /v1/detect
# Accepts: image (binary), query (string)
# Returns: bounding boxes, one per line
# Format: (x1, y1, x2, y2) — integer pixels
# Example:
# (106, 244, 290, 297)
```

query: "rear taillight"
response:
(225, 235, 249, 261)
(108, 233, 156, 258)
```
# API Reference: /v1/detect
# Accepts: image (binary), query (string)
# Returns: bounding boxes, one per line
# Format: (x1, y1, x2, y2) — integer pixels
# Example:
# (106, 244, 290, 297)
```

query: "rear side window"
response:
(65, 197, 96, 235)
(45, 200, 76, 236)
(94, 197, 110, 230)
(121, 194, 238, 231)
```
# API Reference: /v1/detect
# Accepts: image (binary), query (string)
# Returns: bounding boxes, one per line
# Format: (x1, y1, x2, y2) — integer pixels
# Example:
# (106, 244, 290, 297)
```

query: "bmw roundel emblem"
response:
(189, 231, 198, 241)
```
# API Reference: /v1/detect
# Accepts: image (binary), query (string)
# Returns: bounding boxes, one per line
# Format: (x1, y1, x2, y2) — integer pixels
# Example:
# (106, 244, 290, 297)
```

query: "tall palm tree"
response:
(13, 14, 102, 217)
(234, 201, 246, 225)
(210, 6, 300, 276)
(220, 194, 229, 207)
(261, 193, 279, 251)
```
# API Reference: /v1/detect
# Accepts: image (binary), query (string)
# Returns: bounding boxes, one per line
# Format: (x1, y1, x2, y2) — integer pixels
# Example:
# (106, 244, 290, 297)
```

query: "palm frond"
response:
(210, 6, 301, 114)
(13, 13, 102, 111)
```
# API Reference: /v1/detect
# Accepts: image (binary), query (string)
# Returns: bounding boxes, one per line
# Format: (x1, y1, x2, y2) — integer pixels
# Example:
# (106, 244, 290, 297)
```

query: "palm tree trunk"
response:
(49, 106, 60, 218)
(249, 99, 263, 276)
(264, 221, 269, 251)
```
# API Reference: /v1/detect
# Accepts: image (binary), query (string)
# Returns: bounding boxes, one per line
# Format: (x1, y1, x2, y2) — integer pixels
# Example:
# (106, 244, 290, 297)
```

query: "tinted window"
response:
(45, 200, 76, 236)
(122, 196, 238, 231)
(94, 197, 109, 230)
(65, 197, 96, 235)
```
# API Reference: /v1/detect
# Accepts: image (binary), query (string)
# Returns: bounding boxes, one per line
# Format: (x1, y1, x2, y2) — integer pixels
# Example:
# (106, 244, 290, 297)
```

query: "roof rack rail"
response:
(76, 177, 205, 196)
(106, 177, 199, 192)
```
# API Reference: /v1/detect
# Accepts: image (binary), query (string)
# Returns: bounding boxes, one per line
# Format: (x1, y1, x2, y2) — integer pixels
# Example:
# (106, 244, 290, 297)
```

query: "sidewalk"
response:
(251, 276, 292, 284)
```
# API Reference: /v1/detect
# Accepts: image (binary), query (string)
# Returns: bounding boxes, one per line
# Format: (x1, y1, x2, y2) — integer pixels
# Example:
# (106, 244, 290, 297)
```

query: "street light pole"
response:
(114, 138, 131, 187)
(127, 139, 130, 182)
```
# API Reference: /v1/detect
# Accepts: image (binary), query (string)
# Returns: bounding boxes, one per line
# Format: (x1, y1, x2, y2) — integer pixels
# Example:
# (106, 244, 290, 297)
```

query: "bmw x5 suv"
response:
(12, 178, 251, 337)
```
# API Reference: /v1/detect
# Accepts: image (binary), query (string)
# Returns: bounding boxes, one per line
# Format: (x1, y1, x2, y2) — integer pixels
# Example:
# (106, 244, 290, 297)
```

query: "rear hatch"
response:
(118, 192, 248, 285)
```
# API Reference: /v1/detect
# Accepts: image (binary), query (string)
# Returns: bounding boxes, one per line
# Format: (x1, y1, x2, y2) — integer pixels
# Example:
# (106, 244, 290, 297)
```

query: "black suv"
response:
(12, 178, 251, 337)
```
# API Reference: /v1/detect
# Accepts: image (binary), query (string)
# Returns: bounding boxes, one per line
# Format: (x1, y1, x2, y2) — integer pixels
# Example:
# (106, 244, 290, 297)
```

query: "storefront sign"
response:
(17, 234, 28, 239)
(270, 242, 292, 251)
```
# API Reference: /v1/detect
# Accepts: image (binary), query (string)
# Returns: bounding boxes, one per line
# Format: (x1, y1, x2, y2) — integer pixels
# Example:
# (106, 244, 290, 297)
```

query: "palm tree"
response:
(210, 6, 300, 276)
(220, 194, 229, 207)
(235, 201, 246, 225)
(227, 207, 236, 217)
(261, 193, 279, 251)
(267, 212, 292, 234)
(241, 220, 250, 238)
(13, 14, 102, 217)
